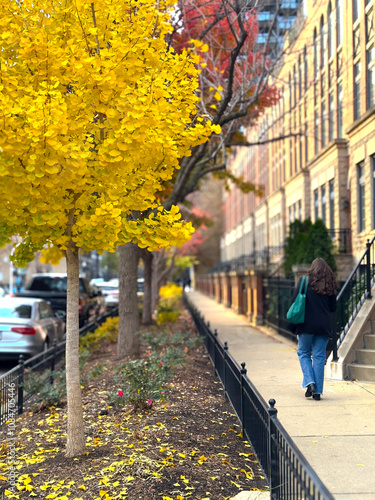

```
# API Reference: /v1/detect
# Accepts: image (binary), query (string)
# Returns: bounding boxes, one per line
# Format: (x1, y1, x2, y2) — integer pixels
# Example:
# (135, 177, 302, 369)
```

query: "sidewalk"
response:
(187, 290, 375, 500)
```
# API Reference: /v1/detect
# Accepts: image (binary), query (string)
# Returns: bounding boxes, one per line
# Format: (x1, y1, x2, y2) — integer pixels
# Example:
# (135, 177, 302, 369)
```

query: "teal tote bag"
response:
(287, 276, 308, 324)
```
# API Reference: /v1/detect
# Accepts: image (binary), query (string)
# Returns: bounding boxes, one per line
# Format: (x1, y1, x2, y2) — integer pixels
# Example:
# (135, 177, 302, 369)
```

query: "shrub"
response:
(110, 329, 202, 411)
(24, 370, 66, 409)
(284, 219, 336, 276)
(24, 349, 89, 409)
(110, 354, 170, 411)
(157, 282, 183, 325)
(79, 316, 118, 352)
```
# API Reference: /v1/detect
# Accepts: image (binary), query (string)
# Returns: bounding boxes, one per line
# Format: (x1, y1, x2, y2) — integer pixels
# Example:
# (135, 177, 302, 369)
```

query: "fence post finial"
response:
(268, 398, 277, 418)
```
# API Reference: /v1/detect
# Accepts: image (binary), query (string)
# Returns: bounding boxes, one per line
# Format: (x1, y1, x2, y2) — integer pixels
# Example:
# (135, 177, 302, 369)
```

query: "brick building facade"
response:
(220, 0, 375, 280)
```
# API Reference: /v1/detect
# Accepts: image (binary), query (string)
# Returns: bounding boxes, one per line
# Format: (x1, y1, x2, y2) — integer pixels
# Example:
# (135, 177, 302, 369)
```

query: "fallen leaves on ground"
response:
(0, 311, 268, 499)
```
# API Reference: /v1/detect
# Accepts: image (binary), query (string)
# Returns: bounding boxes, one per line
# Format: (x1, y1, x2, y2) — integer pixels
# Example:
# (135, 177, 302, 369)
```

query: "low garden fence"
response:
(0, 307, 118, 427)
(184, 295, 334, 500)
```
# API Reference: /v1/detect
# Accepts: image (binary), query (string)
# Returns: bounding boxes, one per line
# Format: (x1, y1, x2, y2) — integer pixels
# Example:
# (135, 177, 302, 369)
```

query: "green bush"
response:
(24, 370, 66, 409)
(24, 349, 90, 409)
(110, 354, 170, 411)
(110, 329, 201, 412)
(284, 219, 336, 276)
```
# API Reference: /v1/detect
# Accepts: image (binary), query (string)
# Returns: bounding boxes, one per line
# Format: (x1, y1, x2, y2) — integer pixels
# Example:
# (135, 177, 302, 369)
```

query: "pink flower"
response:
(147, 399, 153, 406)
(158, 361, 163, 366)
(118, 390, 124, 397)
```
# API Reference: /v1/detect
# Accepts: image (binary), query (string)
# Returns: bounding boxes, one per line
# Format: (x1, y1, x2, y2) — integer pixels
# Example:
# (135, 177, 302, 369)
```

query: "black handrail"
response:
(184, 295, 334, 499)
(333, 236, 375, 360)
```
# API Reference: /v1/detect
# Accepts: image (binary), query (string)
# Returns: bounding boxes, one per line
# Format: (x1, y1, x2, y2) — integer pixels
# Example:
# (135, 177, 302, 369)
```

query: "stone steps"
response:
(347, 334, 375, 382)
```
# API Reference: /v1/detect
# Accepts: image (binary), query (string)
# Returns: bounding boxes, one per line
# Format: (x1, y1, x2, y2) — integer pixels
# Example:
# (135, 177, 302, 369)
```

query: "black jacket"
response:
(290, 276, 337, 337)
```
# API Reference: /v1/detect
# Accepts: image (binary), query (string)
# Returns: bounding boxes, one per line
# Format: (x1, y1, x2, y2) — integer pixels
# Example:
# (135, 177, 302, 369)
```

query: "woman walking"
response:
(291, 258, 338, 400)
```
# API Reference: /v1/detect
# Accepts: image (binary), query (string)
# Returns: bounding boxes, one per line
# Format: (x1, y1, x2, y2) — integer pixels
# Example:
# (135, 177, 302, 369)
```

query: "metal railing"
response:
(333, 237, 375, 359)
(263, 277, 297, 342)
(185, 295, 334, 500)
(0, 307, 118, 427)
(209, 246, 285, 276)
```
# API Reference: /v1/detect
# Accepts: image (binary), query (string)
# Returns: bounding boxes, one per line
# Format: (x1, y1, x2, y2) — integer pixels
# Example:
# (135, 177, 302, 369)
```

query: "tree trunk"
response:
(151, 251, 161, 315)
(141, 249, 153, 324)
(65, 245, 85, 457)
(118, 242, 140, 358)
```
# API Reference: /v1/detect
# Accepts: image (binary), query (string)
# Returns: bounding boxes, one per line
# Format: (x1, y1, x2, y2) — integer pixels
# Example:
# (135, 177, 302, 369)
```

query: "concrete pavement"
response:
(187, 290, 375, 500)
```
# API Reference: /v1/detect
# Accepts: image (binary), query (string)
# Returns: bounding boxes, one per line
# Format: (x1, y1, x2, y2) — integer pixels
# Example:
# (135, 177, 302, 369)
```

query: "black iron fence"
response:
(263, 277, 297, 342)
(0, 307, 118, 427)
(185, 295, 334, 500)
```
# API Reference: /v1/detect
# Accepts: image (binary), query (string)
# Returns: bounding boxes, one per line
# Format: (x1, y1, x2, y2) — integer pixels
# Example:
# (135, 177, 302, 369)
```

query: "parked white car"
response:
(0, 297, 66, 360)
(95, 282, 119, 308)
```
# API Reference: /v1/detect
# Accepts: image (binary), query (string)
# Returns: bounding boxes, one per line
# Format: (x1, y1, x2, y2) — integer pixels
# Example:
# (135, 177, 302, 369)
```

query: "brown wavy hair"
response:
(308, 258, 338, 295)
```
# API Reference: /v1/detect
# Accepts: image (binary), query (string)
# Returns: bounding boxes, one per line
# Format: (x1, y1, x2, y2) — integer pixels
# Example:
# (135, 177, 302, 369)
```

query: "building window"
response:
(320, 16, 327, 68)
(366, 5, 374, 43)
(354, 26, 361, 58)
(358, 161, 366, 232)
(329, 92, 335, 141)
(299, 104, 303, 168)
(336, 0, 343, 47)
(321, 99, 327, 147)
(288, 201, 302, 224)
(314, 109, 319, 154)
(314, 28, 318, 78)
(367, 45, 375, 108)
(353, 0, 361, 23)
(328, 2, 334, 58)
(321, 185, 327, 224)
(372, 155, 375, 229)
(329, 179, 335, 229)
(304, 45, 308, 91)
(337, 82, 343, 137)
(314, 189, 319, 221)
(354, 62, 362, 120)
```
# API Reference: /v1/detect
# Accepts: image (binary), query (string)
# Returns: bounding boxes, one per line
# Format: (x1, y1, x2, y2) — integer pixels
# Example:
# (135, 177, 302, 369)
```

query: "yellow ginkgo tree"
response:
(0, 0, 216, 457)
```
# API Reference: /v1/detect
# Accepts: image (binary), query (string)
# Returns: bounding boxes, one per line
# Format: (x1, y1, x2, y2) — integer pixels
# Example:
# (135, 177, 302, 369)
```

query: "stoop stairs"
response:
(327, 288, 375, 382)
(347, 319, 375, 382)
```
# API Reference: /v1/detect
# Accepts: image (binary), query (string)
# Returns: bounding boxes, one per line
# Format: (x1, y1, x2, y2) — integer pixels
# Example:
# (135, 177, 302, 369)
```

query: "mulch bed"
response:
(0, 310, 269, 499)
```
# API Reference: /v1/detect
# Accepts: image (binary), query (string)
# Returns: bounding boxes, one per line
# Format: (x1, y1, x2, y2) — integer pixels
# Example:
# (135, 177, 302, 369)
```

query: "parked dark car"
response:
(0, 297, 65, 359)
(16, 273, 98, 328)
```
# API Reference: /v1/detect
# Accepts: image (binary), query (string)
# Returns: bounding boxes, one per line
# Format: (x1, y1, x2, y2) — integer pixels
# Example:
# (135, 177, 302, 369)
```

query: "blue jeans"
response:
(297, 334, 329, 395)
